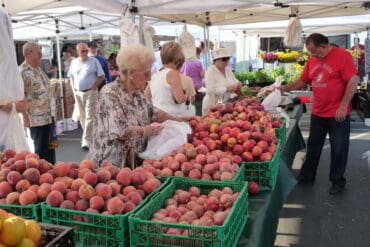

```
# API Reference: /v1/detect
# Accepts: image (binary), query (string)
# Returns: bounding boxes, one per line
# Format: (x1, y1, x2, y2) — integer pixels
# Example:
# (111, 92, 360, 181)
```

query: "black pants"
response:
(30, 124, 55, 163)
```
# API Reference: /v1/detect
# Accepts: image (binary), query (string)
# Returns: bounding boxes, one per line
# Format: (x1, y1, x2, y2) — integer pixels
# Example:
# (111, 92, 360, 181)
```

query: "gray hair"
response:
(116, 44, 155, 72)
(22, 42, 40, 57)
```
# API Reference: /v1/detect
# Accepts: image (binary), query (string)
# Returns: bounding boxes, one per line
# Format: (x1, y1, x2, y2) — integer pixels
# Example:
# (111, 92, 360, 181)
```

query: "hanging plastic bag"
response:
(0, 7, 24, 105)
(139, 120, 192, 160)
(0, 104, 29, 152)
(261, 76, 283, 111)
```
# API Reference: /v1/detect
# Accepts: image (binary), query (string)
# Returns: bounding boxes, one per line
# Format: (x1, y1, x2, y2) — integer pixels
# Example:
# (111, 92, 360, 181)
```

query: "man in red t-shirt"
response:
(281, 33, 359, 195)
(350, 37, 365, 80)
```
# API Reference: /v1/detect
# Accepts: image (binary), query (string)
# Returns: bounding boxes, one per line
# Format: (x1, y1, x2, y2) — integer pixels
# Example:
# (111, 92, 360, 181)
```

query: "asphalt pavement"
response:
(55, 105, 370, 247)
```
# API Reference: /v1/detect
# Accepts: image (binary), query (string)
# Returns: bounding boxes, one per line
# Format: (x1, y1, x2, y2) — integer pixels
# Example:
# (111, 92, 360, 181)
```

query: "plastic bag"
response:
(139, 120, 192, 160)
(0, 104, 29, 152)
(362, 150, 370, 170)
(261, 76, 283, 111)
(0, 8, 24, 105)
(182, 103, 196, 117)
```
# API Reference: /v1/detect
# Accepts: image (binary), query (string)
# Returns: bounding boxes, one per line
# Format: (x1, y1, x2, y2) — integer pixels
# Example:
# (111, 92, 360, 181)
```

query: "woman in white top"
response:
(202, 48, 242, 115)
(145, 41, 187, 116)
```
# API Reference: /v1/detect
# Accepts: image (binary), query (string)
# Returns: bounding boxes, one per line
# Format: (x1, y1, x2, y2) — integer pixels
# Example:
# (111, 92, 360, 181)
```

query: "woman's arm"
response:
(167, 70, 186, 104)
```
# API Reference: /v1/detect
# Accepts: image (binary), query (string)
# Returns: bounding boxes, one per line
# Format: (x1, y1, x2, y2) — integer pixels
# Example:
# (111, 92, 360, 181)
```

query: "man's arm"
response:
(335, 75, 359, 122)
(279, 78, 307, 93)
(91, 75, 105, 91)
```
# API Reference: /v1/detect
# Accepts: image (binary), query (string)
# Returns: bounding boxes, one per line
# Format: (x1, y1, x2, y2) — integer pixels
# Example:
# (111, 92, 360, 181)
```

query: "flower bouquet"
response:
(261, 52, 279, 63)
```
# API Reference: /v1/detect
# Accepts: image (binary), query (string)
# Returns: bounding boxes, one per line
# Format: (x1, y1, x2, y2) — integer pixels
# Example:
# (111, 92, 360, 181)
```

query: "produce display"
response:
(0, 150, 162, 216)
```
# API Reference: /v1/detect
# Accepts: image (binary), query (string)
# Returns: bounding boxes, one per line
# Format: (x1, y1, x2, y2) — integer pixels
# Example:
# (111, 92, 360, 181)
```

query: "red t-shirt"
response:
(300, 47, 357, 117)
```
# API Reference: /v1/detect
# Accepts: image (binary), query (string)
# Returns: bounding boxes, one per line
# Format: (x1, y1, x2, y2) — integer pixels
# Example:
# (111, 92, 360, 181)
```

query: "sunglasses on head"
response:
(221, 57, 230, 62)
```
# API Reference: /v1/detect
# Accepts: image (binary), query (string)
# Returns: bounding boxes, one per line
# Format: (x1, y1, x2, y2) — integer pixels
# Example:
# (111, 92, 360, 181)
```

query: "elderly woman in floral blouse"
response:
(88, 44, 185, 167)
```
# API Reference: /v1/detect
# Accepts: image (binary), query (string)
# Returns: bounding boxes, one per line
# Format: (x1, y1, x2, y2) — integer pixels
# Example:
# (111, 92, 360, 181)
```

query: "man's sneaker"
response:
(329, 184, 345, 195)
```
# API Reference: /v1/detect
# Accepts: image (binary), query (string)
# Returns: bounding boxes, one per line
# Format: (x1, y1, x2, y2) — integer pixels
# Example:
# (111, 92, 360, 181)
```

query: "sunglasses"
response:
(221, 57, 230, 62)
(81, 50, 88, 53)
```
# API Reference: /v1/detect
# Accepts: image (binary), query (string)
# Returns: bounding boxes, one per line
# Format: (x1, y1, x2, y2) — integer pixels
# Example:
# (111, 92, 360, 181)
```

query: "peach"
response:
(123, 201, 136, 213)
(51, 181, 67, 194)
(206, 154, 218, 164)
(108, 181, 121, 196)
(0, 181, 13, 198)
(66, 190, 80, 203)
(22, 168, 40, 184)
(6, 191, 20, 204)
(127, 191, 143, 205)
(260, 152, 273, 161)
(96, 169, 111, 183)
(95, 183, 112, 200)
(0, 169, 11, 182)
(101, 160, 113, 167)
(45, 190, 64, 207)
(75, 199, 89, 211)
(188, 169, 201, 179)
(251, 146, 263, 158)
(6, 171, 23, 186)
(38, 159, 53, 173)
(180, 162, 194, 175)
(122, 185, 136, 196)
(142, 178, 160, 195)
(116, 168, 132, 186)
(241, 151, 254, 162)
(106, 197, 124, 214)
(160, 167, 173, 177)
(220, 171, 233, 181)
(4, 148, 16, 160)
(12, 160, 26, 174)
(79, 159, 97, 170)
(174, 153, 187, 164)
(83, 171, 98, 187)
(19, 190, 38, 205)
(195, 154, 207, 165)
(78, 167, 92, 179)
(39, 173, 54, 184)
(257, 140, 269, 152)
(60, 200, 75, 209)
(174, 171, 184, 177)
(25, 157, 39, 169)
(68, 168, 79, 179)
(195, 144, 208, 155)
(78, 184, 95, 200)
(105, 165, 120, 178)
(71, 178, 86, 191)
(37, 183, 52, 201)
(15, 179, 31, 192)
(167, 160, 180, 172)
(54, 162, 71, 177)
(89, 195, 105, 210)
(131, 170, 146, 186)
(28, 184, 39, 193)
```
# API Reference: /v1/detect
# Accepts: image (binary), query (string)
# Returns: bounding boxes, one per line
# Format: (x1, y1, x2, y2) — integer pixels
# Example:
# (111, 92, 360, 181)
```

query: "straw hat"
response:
(212, 48, 231, 60)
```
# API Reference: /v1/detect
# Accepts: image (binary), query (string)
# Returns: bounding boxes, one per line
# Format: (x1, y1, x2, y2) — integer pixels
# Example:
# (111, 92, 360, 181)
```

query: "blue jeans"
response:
(300, 114, 350, 186)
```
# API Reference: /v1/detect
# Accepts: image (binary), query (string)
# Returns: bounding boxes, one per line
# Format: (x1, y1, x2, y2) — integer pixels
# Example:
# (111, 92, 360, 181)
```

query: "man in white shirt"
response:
(68, 43, 105, 151)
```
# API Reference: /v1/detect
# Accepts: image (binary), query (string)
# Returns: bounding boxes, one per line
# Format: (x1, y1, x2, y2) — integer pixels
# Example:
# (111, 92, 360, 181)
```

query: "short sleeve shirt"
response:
(300, 47, 357, 117)
(68, 57, 104, 91)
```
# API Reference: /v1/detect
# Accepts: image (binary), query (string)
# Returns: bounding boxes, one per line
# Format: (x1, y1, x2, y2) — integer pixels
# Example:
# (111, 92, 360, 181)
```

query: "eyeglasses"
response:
(221, 57, 230, 62)
(81, 50, 88, 53)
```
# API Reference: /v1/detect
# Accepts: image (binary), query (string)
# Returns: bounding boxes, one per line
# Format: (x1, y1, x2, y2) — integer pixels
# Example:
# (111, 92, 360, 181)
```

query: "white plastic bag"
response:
(261, 76, 283, 111)
(0, 104, 29, 152)
(139, 120, 192, 160)
(0, 7, 24, 105)
(182, 104, 196, 117)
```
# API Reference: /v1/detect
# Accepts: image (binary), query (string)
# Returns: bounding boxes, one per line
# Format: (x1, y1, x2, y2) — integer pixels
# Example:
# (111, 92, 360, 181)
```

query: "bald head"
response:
(76, 43, 89, 61)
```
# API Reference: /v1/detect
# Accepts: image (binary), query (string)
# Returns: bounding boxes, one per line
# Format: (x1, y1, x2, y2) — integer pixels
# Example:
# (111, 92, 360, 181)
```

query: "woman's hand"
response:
(15, 100, 28, 113)
(143, 125, 163, 137)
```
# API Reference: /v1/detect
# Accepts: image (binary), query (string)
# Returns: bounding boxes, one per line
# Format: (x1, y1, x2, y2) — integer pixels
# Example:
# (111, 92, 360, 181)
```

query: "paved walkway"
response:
(275, 105, 370, 247)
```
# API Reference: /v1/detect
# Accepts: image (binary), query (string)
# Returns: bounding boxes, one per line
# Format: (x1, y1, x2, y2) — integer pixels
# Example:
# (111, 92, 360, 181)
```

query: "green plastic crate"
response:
(275, 118, 287, 144)
(156, 162, 245, 183)
(243, 140, 282, 191)
(0, 203, 41, 221)
(129, 177, 248, 247)
(41, 179, 170, 247)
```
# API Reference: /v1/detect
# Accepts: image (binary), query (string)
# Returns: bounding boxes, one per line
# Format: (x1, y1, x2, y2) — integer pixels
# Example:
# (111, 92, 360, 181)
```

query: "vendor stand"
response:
(238, 103, 306, 247)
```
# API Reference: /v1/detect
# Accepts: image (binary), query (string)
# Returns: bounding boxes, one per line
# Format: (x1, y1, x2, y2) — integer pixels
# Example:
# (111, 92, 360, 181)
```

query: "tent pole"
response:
(55, 34, 65, 132)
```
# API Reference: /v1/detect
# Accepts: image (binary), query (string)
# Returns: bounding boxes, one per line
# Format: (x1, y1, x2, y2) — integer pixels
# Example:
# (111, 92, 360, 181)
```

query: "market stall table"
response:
(237, 104, 306, 247)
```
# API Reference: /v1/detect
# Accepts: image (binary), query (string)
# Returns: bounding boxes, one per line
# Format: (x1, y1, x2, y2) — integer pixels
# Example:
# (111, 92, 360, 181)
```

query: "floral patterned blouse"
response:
(89, 79, 155, 166)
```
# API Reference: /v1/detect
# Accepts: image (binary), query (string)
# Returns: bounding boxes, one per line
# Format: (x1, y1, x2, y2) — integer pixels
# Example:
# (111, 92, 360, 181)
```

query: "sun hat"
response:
(212, 48, 231, 60)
